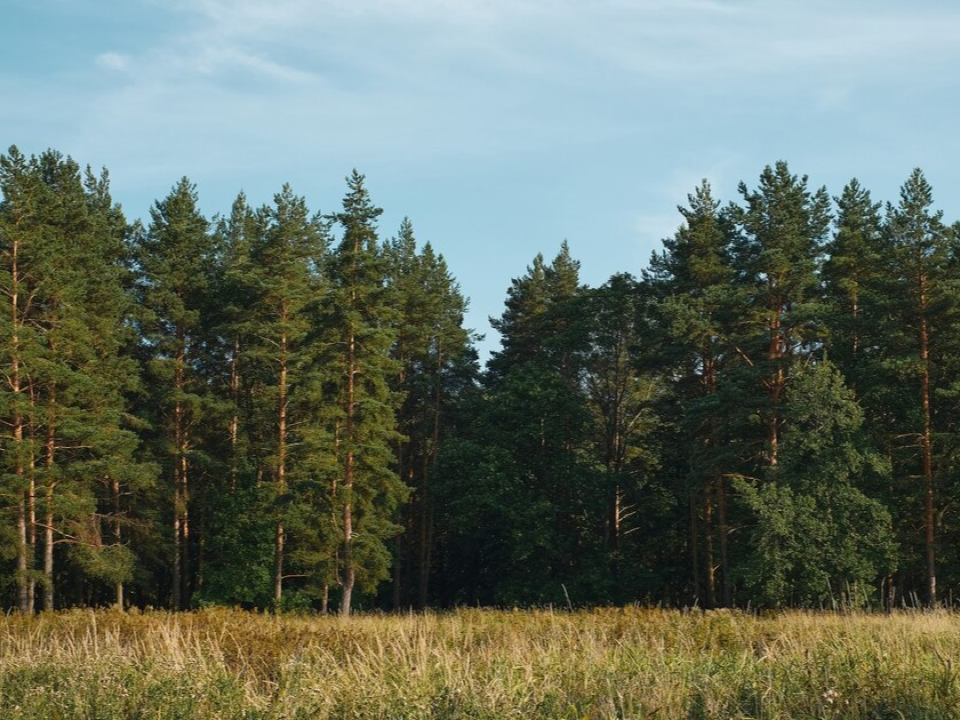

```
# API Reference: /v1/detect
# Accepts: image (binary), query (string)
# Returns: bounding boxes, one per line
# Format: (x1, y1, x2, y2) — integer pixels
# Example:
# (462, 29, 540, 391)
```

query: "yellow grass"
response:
(2, 607, 959, 718)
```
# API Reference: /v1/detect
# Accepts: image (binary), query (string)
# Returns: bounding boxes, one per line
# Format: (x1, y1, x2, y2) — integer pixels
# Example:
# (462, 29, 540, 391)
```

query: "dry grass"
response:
(2, 607, 960, 718)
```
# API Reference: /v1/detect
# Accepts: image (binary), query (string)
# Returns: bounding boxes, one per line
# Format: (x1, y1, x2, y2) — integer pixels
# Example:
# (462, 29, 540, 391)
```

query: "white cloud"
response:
(41, 0, 960, 213)
(96, 52, 130, 72)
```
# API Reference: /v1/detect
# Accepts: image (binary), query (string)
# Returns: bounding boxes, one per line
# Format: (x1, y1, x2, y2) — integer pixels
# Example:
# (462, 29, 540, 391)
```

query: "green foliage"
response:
(736, 362, 896, 607)
(8, 147, 960, 613)
(323, 172, 407, 610)
(0, 146, 150, 611)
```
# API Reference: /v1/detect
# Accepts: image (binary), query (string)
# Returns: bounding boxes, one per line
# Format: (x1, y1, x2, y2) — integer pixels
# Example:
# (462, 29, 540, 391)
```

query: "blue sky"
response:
(3, 0, 960, 358)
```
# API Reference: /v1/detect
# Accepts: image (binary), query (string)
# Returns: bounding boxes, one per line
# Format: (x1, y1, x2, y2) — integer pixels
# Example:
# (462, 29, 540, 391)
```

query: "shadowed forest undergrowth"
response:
(1, 608, 960, 719)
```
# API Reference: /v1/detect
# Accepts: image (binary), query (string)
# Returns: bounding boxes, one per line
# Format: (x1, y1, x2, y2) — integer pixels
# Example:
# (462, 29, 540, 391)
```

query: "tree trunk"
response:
(689, 490, 700, 604)
(17, 493, 28, 613)
(28, 402, 36, 613)
(44, 407, 56, 612)
(919, 304, 936, 606)
(172, 508, 181, 609)
(27, 470, 36, 614)
(113, 477, 124, 610)
(181, 450, 190, 607)
(12, 238, 29, 614)
(718, 476, 731, 607)
(392, 535, 403, 611)
(172, 335, 186, 610)
(417, 341, 443, 610)
(766, 294, 785, 466)
(704, 483, 715, 609)
(392, 361, 406, 611)
(341, 328, 356, 617)
(275, 329, 288, 609)
(230, 335, 240, 493)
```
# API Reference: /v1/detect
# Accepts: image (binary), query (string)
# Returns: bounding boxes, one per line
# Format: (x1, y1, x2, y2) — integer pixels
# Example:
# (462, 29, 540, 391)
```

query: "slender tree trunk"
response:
(704, 483, 715, 609)
(766, 295, 784, 466)
(330, 422, 340, 610)
(181, 449, 190, 606)
(17, 492, 28, 613)
(44, 401, 56, 612)
(392, 535, 403, 610)
(230, 336, 240, 493)
(12, 238, 29, 614)
(417, 451, 430, 610)
(28, 457, 36, 614)
(417, 341, 443, 609)
(850, 292, 860, 359)
(172, 489, 181, 609)
(689, 489, 700, 604)
(392, 362, 406, 611)
(113, 477, 124, 610)
(275, 329, 288, 608)
(275, 521, 284, 609)
(172, 335, 186, 610)
(27, 393, 37, 612)
(718, 476, 731, 607)
(612, 483, 622, 551)
(919, 296, 936, 606)
(341, 328, 356, 617)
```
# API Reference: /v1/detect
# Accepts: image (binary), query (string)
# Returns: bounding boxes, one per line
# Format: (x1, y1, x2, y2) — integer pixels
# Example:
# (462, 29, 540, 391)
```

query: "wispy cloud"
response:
(56, 0, 959, 215)
(96, 52, 130, 72)
(6, 0, 956, 357)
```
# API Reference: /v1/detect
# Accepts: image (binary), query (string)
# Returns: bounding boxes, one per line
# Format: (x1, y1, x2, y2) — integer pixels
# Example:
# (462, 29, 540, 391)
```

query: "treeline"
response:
(1, 147, 959, 612)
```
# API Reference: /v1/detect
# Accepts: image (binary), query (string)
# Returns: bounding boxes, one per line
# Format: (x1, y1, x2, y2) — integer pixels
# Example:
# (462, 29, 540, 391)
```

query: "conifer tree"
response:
(645, 180, 737, 606)
(135, 178, 215, 609)
(384, 219, 473, 608)
(0, 147, 44, 612)
(882, 169, 953, 606)
(731, 162, 831, 467)
(822, 179, 885, 383)
(192, 193, 273, 606)
(325, 171, 405, 616)
(236, 185, 330, 608)
(0, 147, 145, 612)
(582, 274, 660, 599)
(447, 245, 603, 604)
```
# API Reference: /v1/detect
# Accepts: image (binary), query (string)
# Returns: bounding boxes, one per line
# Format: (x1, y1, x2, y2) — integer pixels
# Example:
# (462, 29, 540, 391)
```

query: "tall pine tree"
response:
(324, 172, 405, 616)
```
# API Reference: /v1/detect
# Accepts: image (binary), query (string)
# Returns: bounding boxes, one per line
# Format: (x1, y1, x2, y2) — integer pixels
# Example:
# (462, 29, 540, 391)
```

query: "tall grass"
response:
(2, 607, 959, 718)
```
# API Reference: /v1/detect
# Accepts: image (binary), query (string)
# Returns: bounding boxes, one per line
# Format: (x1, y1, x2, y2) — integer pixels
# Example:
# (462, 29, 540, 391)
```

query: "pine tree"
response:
(325, 171, 405, 616)
(192, 193, 274, 607)
(236, 185, 330, 608)
(732, 162, 832, 467)
(0, 147, 146, 612)
(645, 180, 737, 606)
(822, 179, 885, 382)
(582, 274, 660, 600)
(135, 178, 215, 609)
(488, 241, 583, 384)
(0, 147, 45, 612)
(882, 169, 953, 606)
(453, 245, 603, 604)
(384, 219, 473, 609)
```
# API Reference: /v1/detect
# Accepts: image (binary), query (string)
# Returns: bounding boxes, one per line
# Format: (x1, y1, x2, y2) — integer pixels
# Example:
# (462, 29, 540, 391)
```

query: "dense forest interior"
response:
(3, 146, 959, 612)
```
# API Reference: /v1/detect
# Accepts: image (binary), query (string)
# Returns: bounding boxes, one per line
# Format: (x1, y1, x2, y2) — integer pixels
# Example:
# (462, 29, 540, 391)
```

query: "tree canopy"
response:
(2, 147, 959, 611)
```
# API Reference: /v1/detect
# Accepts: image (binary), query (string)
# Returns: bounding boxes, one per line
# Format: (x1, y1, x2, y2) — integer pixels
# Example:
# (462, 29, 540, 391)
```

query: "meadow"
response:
(1, 607, 959, 719)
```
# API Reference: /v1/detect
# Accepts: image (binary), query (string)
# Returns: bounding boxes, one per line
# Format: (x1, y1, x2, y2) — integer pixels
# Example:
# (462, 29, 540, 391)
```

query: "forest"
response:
(1, 145, 958, 614)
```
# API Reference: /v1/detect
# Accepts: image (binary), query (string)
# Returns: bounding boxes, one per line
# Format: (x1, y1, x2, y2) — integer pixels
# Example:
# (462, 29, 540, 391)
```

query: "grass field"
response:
(2, 607, 960, 719)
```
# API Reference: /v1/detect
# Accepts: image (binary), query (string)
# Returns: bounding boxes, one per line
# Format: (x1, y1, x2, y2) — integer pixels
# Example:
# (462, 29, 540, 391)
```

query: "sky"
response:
(3, 0, 960, 359)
